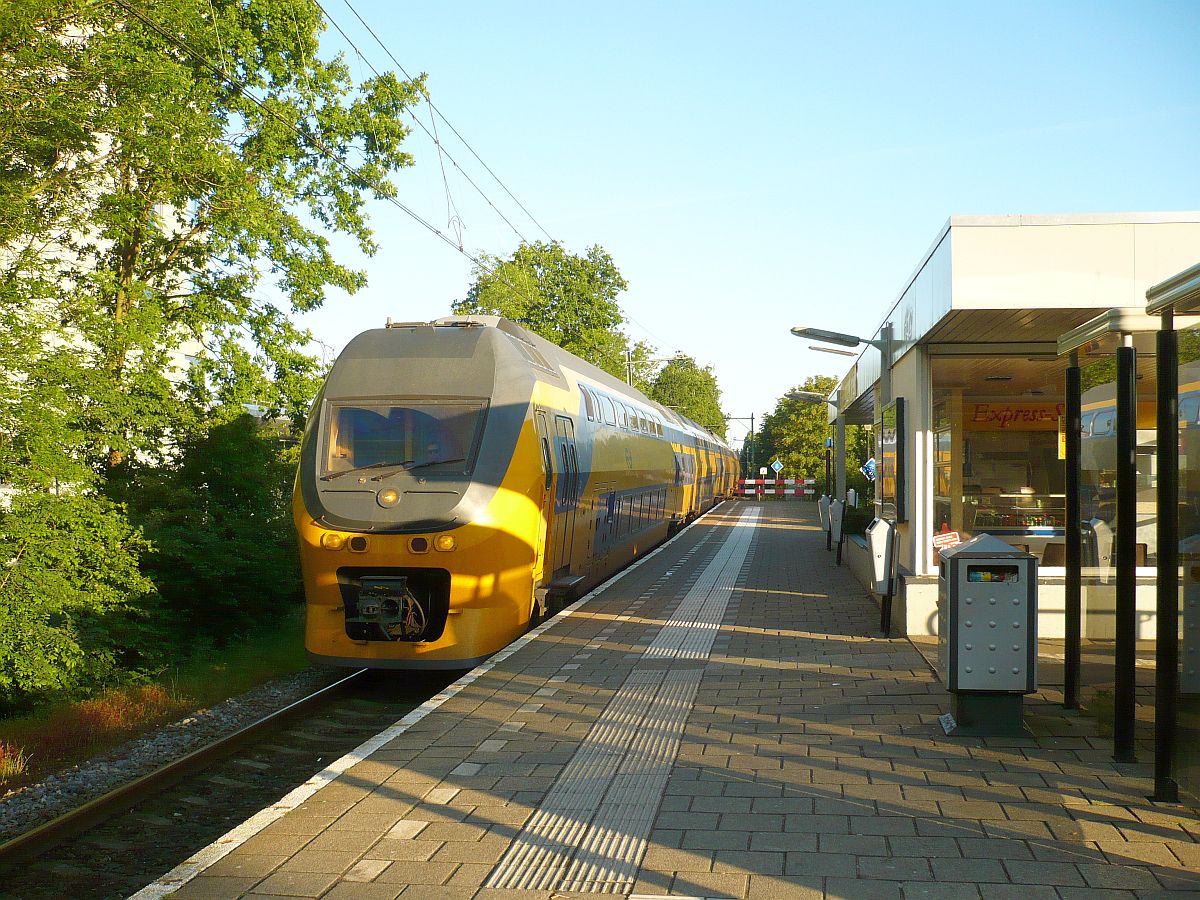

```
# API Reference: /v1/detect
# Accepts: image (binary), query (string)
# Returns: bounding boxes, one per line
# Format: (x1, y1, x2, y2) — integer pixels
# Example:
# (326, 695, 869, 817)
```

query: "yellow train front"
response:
(294, 316, 738, 669)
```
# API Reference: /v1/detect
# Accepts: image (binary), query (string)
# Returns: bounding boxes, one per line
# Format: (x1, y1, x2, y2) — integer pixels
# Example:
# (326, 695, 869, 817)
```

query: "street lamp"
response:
(787, 389, 837, 407)
(791, 322, 893, 407)
(809, 345, 856, 357)
(790, 325, 888, 349)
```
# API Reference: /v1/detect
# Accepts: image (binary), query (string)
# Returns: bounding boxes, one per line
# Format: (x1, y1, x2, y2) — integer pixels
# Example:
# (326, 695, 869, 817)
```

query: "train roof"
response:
(411, 316, 731, 452)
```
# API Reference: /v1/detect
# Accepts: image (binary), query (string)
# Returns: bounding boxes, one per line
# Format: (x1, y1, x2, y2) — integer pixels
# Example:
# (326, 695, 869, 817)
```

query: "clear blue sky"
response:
(295, 0, 1200, 450)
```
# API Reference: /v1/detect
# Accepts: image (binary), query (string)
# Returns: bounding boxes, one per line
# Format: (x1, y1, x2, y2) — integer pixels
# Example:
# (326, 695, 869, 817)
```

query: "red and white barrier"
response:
(736, 478, 816, 498)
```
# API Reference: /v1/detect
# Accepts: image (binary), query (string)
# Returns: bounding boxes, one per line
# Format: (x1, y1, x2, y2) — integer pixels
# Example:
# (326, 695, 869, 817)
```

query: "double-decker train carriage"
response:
(294, 316, 739, 669)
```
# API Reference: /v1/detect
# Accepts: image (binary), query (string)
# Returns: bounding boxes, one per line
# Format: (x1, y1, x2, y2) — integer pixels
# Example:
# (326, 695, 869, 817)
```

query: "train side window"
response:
(583, 388, 596, 421)
(560, 445, 570, 501)
(569, 444, 581, 505)
(535, 412, 553, 490)
(602, 396, 617, 426)
(541, 439, 553, 489)
(617, 404, 628, 429)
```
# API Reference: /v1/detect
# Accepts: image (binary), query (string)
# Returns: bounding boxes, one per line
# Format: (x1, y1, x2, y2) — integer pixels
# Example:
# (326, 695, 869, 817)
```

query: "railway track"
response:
(0, 667, 457, 900)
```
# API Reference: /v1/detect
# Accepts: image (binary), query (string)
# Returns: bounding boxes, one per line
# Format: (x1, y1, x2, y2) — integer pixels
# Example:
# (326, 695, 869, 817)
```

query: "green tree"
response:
(649, 356, 727, 438)
(756, 375, 838, 481)
(846, 421, 873, 501)
(4, 0, 423, 460)
(0, 0, 421, 704)
(454, 241, 635, 381)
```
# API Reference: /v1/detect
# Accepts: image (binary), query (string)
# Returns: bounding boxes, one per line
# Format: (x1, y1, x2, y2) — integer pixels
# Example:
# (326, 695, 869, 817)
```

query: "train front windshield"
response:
(324, 400, 486, 476)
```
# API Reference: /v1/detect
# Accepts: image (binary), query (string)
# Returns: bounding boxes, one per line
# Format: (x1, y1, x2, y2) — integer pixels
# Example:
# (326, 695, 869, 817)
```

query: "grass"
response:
(0, 609, 309, 792)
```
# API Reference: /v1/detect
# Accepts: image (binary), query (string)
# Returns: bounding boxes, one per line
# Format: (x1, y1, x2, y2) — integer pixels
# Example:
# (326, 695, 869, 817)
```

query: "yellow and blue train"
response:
(293, 316, 739, 668)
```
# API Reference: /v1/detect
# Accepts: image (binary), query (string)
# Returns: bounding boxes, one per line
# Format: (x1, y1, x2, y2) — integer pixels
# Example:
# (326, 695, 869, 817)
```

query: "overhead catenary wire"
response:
(108, 0, 497, 273)
(311, 0, 535, 247)
(335, 0, 556, 244)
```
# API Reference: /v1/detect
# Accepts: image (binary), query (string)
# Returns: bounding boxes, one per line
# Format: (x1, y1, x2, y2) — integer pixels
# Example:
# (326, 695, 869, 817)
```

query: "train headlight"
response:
(320, 533, 345, 550)
(377, 488, 400, 508)
(348, 536, 369, 553)
(409, 537, 429, 554)
(434, 534, 457, 552)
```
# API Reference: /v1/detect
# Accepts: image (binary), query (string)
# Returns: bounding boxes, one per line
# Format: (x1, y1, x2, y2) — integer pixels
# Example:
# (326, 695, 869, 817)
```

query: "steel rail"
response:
(0, 668, 369, 867)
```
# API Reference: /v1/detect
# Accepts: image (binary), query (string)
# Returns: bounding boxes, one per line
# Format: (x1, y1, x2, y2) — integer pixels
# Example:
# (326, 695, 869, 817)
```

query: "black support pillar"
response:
(1065, 360, 1082, 711)
(1154, 317, 1180, 801)
(1114, 343, 1138, 762)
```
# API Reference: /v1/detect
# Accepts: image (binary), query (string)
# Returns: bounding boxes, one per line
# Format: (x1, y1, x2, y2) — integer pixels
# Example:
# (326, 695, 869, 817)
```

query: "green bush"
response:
(0, 491, 154, 711)
(116, 414, 303, 649)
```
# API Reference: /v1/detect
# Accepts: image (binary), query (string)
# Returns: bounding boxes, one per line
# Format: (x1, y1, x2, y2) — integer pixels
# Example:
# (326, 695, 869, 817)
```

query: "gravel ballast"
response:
(0, 666, 341, 841)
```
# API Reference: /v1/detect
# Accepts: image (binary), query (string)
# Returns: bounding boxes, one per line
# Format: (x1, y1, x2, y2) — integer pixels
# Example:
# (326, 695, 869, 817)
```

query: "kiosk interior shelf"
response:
(965, 491, 1065, 532)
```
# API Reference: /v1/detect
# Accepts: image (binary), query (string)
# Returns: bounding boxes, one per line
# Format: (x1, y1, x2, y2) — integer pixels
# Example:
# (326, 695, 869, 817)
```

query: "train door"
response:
(552, 415, 579, 575)
(594, 484, 615, 567)
(533, 411, 554, 584)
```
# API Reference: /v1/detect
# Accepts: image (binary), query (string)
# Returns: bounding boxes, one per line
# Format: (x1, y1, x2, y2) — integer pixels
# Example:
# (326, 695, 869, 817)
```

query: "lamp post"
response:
(787, 390, 839, 550)
(724, 414, 756, 469)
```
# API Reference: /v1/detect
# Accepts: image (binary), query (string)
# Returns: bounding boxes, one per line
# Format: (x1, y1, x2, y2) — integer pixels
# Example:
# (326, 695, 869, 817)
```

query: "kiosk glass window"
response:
(930, 357, 1066, 565)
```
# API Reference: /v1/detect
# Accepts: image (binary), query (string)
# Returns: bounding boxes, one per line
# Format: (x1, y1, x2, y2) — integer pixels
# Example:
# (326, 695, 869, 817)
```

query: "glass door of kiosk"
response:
(1070, 333, 1160, 731)
(1175, 334, 1200, 797)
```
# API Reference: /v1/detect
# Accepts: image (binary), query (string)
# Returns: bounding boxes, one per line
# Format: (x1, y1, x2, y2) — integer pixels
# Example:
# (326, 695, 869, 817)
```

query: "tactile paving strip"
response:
(557, 669, 701, 892)
(644, 507, 758, 660)
(485, 505, 758, 892)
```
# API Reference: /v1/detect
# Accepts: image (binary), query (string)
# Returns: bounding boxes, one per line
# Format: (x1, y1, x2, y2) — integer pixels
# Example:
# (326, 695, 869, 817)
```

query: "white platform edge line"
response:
(128, 501, 738, 900)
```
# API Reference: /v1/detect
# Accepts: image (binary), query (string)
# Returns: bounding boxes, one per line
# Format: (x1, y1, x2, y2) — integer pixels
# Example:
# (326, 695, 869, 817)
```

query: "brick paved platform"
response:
(140, 502, 1200, 900)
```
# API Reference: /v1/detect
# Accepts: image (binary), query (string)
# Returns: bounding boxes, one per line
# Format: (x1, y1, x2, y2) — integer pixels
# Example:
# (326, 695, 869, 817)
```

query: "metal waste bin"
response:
(866, 517, 897, 636)
(937, 534, 1037, 736)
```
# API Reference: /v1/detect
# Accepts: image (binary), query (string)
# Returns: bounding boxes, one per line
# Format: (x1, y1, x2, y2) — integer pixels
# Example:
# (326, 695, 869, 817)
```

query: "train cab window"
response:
(323, 399, 485, 477)
(602, 396, 617, 426)
(1092, 409, 1116, 436)
(1080, 411, 1095, 436)
(1181, 396, 1200, 426)
(583, 388, 596, 421)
